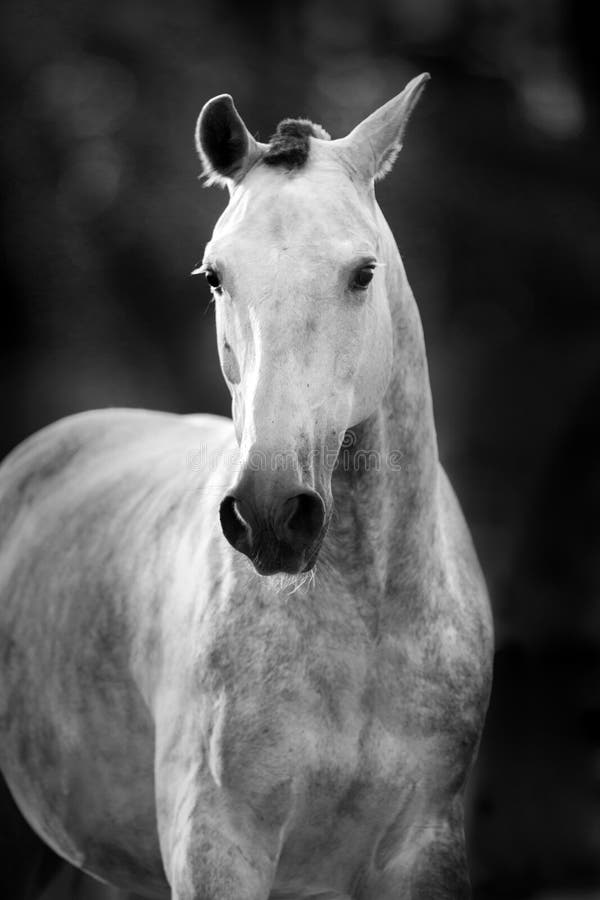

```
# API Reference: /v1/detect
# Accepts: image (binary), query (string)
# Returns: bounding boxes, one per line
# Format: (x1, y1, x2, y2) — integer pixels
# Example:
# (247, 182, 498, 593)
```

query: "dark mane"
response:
(263, 118, 330, 170)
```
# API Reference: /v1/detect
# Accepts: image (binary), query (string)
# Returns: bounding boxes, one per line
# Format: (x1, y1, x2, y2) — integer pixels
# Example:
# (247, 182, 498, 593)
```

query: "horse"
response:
(0, 74, 493, 899)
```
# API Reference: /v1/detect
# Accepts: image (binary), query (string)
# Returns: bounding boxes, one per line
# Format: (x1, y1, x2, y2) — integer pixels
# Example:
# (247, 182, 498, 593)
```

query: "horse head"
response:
(195, 74, 429, 575)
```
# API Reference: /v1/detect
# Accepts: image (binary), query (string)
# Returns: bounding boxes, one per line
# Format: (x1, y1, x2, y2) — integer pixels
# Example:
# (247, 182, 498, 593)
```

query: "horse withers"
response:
(0, 75, 493, 899)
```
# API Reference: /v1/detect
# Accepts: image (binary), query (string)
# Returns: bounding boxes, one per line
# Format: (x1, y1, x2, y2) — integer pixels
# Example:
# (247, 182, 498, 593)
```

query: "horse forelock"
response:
(263, 118, 331, 171)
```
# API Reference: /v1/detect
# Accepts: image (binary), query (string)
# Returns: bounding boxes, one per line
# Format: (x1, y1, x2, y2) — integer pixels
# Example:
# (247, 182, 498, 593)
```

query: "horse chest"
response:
(201, 604, 479, 840)
(191, 622, 469, 900)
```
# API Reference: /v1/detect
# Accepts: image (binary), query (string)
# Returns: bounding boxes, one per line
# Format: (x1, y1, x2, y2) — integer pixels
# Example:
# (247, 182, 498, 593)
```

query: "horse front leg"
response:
(154, 709, 288, 900)
(156, 772, 282, 900)
(358, 809, 471, 900)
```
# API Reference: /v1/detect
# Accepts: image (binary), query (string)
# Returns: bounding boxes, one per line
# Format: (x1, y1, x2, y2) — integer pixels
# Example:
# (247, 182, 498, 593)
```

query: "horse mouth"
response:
(250, 534, 324, 577)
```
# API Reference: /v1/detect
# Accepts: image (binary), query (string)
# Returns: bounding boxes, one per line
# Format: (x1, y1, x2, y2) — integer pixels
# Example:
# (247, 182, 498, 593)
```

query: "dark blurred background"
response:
(1, 1, 599, 898)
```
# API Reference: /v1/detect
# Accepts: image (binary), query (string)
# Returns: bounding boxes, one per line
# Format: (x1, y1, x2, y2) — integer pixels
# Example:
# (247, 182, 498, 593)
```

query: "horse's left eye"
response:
(205, 269, 221, 290)
(352, 266, 375, 290)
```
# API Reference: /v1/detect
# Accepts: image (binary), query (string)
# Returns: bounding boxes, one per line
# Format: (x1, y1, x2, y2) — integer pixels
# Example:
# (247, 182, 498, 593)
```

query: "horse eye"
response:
(205, 269, 221, 290)
(352, 266, 375, 290)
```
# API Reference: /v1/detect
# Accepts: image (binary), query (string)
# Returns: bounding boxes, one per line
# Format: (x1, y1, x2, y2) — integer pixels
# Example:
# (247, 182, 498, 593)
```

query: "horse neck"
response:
(326, 209, 440, 628)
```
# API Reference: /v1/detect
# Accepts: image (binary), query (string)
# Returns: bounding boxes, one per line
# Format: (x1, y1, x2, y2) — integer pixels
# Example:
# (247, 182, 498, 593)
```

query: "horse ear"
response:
(196, 95, 264, 188)
(340, 73, 430, 181)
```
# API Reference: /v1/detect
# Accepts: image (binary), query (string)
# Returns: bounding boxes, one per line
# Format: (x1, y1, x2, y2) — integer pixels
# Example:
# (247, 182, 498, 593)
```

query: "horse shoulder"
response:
(0, 406, 237, 677)
(0, 404, 235, 744)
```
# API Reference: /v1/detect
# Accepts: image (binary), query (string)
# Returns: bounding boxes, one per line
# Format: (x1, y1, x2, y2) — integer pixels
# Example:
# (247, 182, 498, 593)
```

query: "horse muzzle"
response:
(219, 476, 327, 576)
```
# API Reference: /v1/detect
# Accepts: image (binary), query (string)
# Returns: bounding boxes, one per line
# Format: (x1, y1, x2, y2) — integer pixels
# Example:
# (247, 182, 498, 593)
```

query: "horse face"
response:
(202, 173, 392, 574)
(196, 78, 428, 575)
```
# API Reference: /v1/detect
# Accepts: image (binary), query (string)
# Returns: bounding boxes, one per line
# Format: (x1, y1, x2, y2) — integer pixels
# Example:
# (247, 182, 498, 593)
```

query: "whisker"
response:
(270, 567, 317, 597)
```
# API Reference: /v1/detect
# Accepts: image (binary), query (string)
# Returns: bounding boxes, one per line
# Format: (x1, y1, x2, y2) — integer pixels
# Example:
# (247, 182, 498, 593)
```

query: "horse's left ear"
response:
(339, 73, 430, 181)
(196, 95, 265, 189)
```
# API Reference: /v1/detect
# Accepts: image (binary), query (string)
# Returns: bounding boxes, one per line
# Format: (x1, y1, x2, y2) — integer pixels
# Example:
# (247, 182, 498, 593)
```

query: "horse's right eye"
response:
(205, 269, 221, 290)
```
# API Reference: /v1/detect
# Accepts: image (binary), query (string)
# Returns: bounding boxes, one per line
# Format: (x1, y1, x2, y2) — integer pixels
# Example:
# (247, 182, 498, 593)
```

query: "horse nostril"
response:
(219, 495, 252, 553)
(279, 492, 325, 548)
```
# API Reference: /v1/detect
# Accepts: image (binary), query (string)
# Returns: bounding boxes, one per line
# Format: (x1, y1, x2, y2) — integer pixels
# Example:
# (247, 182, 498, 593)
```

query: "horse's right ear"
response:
(196, 95, 265, 189)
